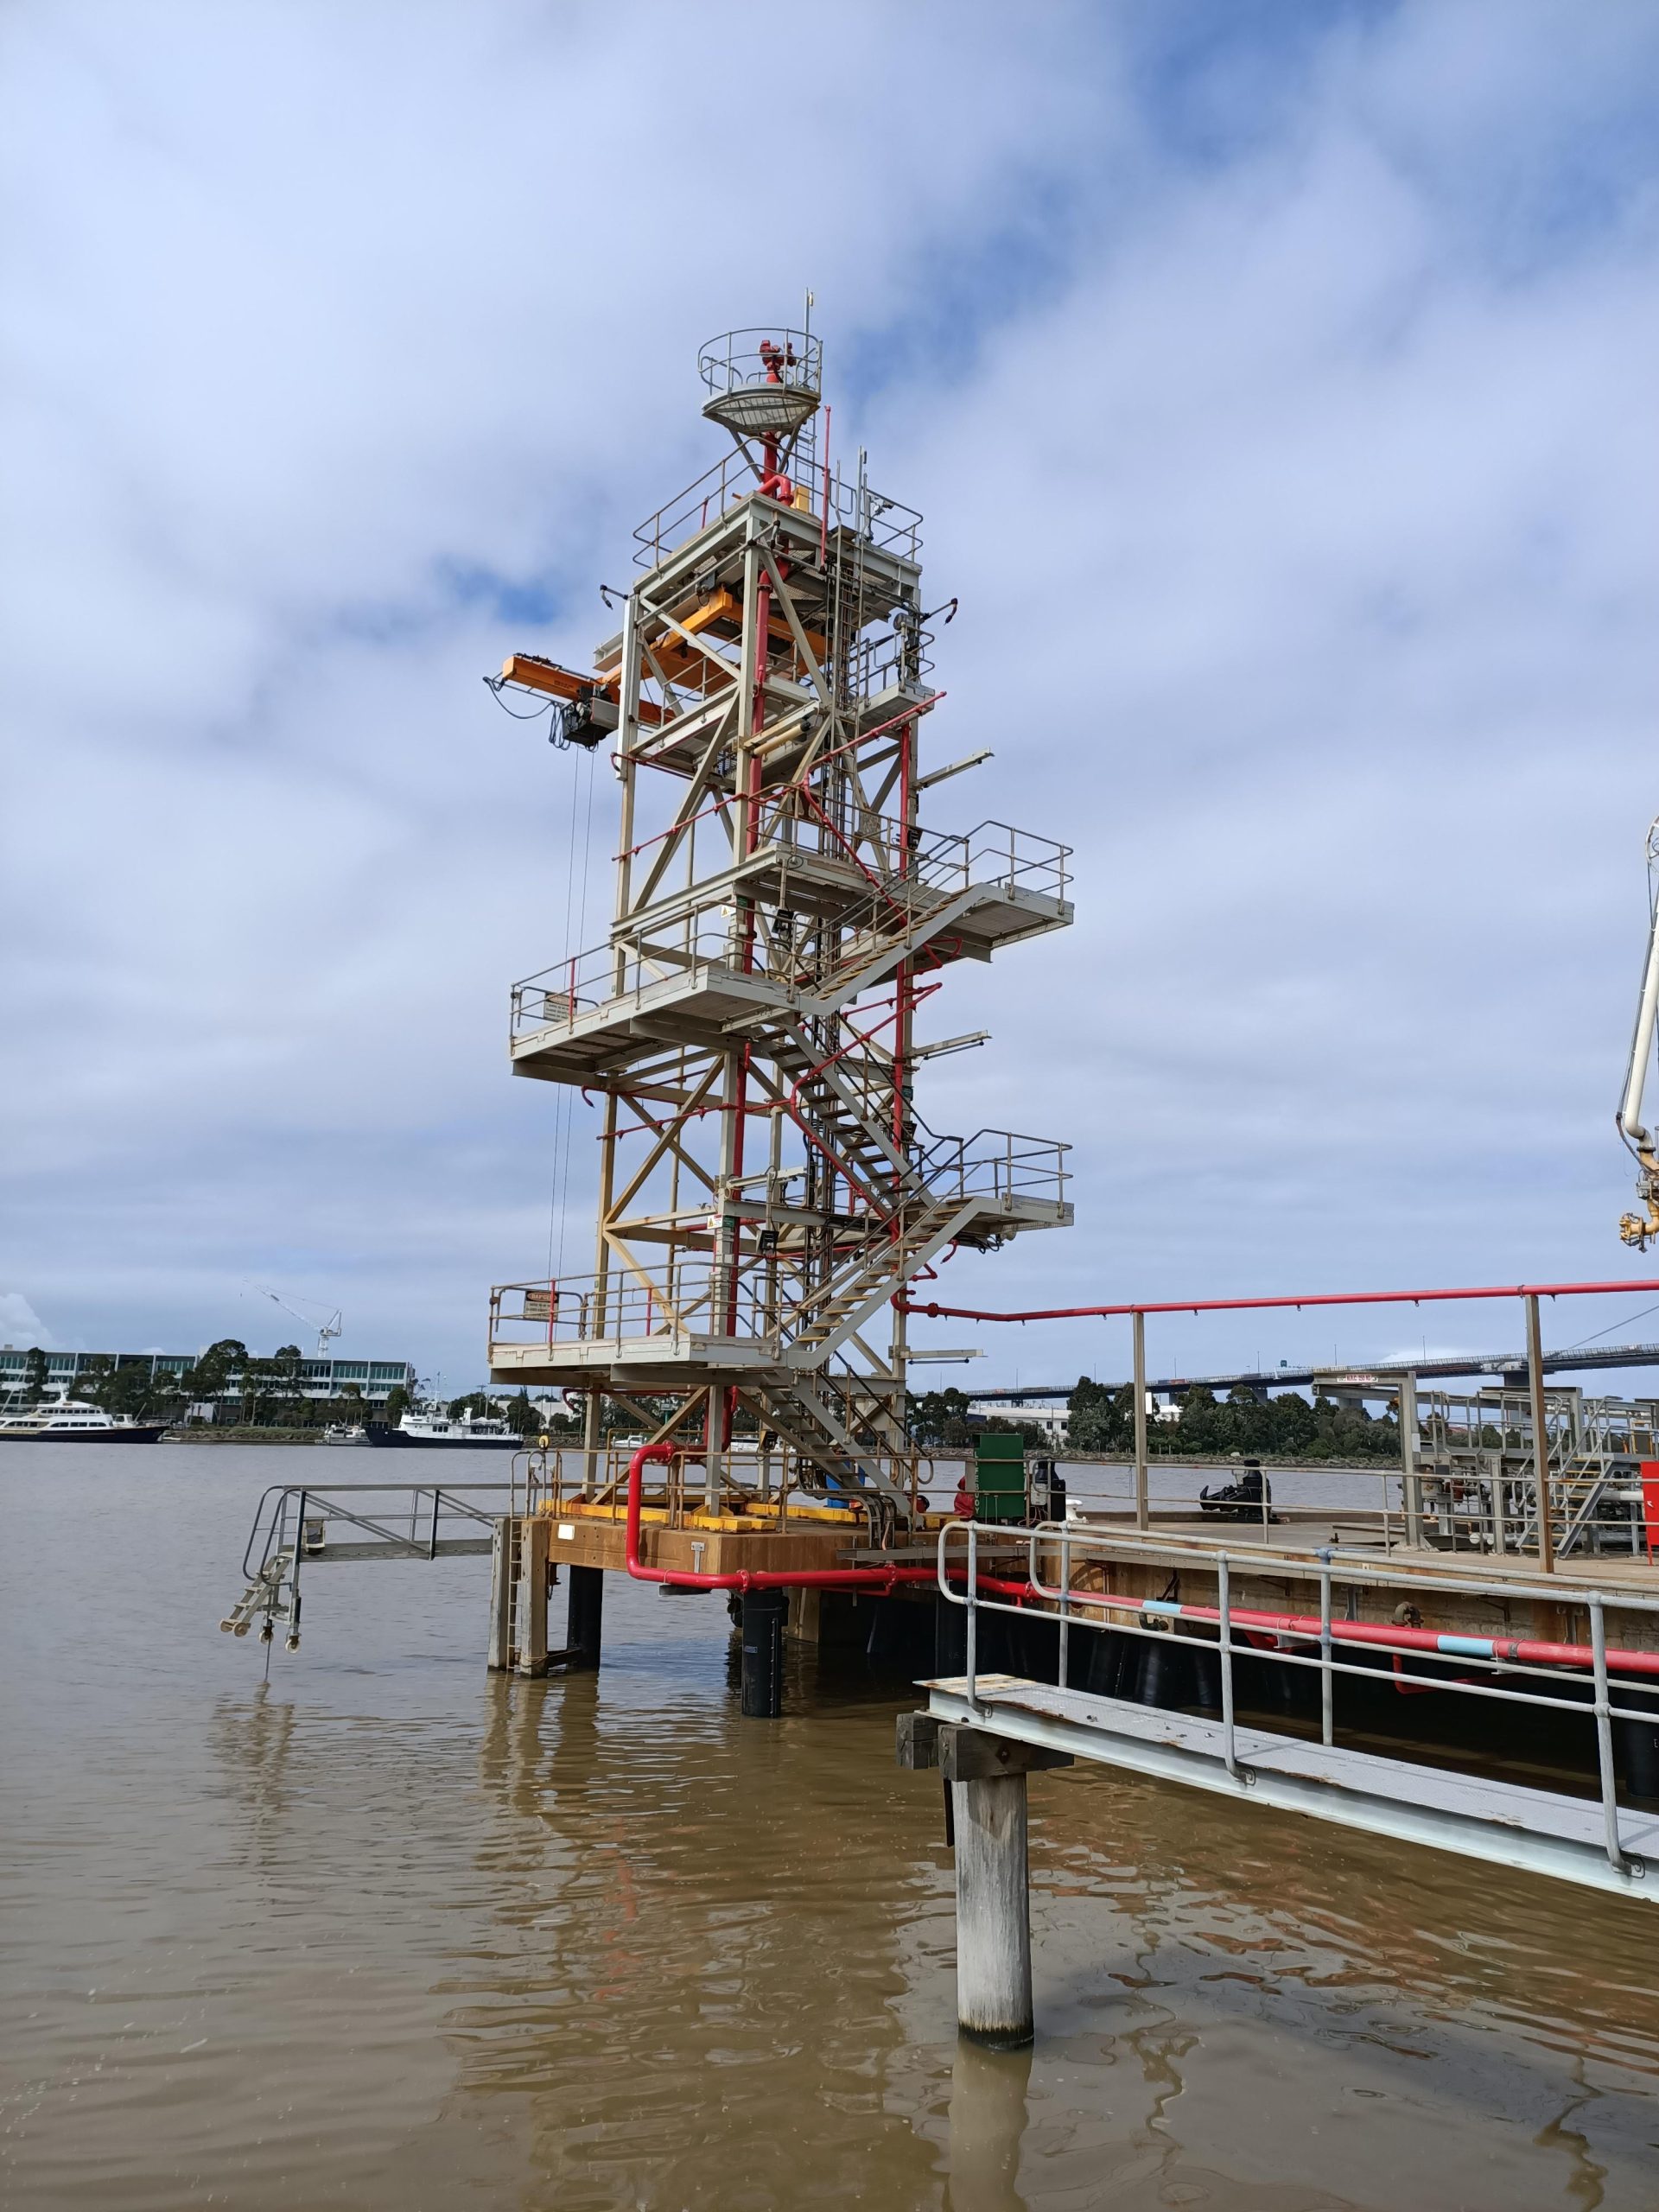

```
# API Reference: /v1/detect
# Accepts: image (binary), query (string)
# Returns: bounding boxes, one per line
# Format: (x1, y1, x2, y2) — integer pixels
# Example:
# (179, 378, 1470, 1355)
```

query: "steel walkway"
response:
(925, 1672, 1659, 1903)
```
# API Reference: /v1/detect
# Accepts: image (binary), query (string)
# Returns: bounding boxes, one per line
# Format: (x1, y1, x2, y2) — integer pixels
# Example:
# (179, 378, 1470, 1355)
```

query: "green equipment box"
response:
(973, 1433, 1027, 1522)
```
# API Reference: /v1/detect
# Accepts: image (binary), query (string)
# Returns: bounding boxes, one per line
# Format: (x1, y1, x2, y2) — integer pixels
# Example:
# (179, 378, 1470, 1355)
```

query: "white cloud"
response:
(3, 1, 1658, 1383)
(0, 1294, 54, 1348)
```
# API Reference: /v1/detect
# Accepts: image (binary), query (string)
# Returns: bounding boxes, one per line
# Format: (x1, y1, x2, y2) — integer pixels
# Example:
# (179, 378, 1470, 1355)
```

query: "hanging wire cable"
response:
(484, 675, 556, 721)
(545, 740, 587, 1281)
(553, 744, 600, 1281)
(1561, 1299, 1659, 1352)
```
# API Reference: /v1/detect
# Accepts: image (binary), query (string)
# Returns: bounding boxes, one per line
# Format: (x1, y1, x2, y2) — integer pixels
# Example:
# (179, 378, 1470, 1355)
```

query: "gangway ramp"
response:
(925, 1673, 1657, 1903)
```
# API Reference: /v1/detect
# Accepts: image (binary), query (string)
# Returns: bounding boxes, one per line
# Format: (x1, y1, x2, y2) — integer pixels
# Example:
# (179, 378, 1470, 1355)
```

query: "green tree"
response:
(906, 1387, 976, 1447)
(104, 1361, 163, 1419)
(239, 1353, 283, 1427)
(982, 1414, 1047, 1447)
(505, 1387, 538, 1440)
(381, 1384, 412, 1427)
(1067, 1375, 1135, 1455)
(74, 1354, 115, 1408)
(1306, 1395, 1399, 1462)
(447, 1389, 497, 1421)
(22, 1346, 48, 1405)
(268, 1344, 308, 1424)
(180, 1340, 249, 1416)
(1270, 1390, 1318, 1455)
(1174, 1385, 1221, 1452)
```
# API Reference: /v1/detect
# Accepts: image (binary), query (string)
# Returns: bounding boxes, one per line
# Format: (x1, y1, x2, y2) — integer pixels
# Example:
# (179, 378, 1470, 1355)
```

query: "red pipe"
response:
(621, 1450, 1659, 1679)
(901, 1277, 1659, 1324)
(1039, 1580, 1659, 1679)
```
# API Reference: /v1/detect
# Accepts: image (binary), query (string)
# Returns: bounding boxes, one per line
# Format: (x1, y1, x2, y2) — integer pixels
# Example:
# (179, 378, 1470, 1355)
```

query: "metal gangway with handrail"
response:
(220, 1473, 555, 1648)
(929, 1516, 1659, 1902)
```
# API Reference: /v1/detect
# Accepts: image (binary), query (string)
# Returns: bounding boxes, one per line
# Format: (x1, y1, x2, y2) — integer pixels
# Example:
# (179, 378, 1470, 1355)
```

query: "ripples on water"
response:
(3, 1449, 1659, 2209)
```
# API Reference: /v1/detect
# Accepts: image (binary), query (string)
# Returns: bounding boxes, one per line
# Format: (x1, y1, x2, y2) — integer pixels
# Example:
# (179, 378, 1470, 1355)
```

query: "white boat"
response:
(320, 1423, 367, 1445)
(0, 1396, 166, 1443)
(366, 1404, 519, 1450)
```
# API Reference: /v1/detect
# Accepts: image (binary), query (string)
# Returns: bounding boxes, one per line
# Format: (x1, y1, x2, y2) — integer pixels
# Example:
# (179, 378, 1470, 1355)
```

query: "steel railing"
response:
(508, 817, 1071, 1043)
(632, 430, 924, 572)
(488, 1129, 1068, 1361)
(938, 1516, 1659, 1874)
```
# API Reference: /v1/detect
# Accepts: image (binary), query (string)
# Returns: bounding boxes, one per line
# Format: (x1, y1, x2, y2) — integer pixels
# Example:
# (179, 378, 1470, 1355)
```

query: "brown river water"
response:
(3, 1446, 1659, 2210)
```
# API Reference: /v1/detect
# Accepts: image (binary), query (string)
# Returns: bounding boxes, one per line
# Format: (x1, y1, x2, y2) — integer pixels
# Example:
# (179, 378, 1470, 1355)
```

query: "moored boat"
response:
(0, 1397, 166, 1442)
(365, 1405, 520, 1449)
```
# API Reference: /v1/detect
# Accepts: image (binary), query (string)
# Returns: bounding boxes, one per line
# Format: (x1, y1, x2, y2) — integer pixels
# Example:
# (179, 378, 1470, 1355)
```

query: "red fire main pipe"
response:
(1023, 1579, 1659, 1679)
(900, 1277, 1659, 1324)
(621, 1451, 1659, 1678)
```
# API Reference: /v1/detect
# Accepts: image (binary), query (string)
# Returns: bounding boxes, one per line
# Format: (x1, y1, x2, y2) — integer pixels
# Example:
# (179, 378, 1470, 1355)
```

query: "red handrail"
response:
(620, 1445, 1659, 1674)
(901, 1278, 1659, 1323)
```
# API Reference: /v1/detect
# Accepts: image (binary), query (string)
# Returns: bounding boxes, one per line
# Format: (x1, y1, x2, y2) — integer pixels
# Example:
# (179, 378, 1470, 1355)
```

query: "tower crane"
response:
(251, 1286, 344, 1358)
(1616, 817, 1659, 1248)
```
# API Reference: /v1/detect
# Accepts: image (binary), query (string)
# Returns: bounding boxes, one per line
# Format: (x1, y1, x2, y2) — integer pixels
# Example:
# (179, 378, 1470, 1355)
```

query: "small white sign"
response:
(557, 1523, 575, 1541)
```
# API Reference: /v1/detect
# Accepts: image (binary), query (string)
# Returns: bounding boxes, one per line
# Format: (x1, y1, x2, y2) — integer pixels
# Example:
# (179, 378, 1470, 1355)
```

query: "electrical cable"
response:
(546, 741, 585, 1281)
(484, 675, 555, 721)
(1560, 1299, 1659, 1352)
(553, 743, 599, 1282)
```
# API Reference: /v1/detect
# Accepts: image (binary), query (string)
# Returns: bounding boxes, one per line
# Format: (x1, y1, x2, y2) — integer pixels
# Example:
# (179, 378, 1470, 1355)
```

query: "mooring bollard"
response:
(897, 1713, 1072, 2047)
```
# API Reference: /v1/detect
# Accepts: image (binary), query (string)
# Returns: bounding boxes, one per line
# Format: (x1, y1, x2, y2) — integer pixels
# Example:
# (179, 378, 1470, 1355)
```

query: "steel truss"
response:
(489, 332, 1074, 1527)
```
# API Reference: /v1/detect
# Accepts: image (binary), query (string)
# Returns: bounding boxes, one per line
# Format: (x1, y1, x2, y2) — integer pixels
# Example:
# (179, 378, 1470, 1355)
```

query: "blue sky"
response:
(4, 0, 1659, 1391)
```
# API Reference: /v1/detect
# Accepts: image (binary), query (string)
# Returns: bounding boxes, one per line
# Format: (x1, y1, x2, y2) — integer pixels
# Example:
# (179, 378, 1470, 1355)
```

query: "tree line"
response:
(1065, 1377, 1402, 1461)
(902, 1380, 1403, 1461)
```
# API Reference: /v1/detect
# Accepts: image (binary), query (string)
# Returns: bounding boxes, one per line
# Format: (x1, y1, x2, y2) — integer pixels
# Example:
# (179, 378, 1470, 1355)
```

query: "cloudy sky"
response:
(4, 0, 1659, 1392)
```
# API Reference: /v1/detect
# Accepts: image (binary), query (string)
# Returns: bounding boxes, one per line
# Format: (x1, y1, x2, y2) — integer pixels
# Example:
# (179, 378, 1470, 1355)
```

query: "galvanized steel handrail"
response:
(240, 1480, 509, 1581)
(936, 1515, 1659, 1875)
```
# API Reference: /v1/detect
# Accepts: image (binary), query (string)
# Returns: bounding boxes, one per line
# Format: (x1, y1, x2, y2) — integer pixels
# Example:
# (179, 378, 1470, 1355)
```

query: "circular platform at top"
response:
(698, 327, 822, 441)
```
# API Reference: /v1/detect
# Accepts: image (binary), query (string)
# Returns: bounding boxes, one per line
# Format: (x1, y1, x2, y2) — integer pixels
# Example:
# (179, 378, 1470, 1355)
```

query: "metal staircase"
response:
(487, 329, 1074, 1525)
(1425, 1385, 1658, 1557)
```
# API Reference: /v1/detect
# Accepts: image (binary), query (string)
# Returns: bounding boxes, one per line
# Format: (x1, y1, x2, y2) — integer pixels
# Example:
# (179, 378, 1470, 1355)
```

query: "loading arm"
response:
(1618, 817, 1659, 1249)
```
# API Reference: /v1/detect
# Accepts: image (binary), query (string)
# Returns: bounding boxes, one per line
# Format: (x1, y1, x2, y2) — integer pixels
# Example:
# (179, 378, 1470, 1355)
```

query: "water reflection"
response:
(11, 1451, 1659, 2211)
(947, 2040, 1031, 2212)
(461, 1635, 951, 2209)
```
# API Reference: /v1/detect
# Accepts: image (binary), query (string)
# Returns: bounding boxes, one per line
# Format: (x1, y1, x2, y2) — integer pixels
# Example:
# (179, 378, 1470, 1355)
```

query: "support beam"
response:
(740, 1587, 787, 1717)
(1399, 1370, 1421, 1548)
(567, 1563, 605, 1670)
(516, 1514, 550, 1676)
(898, 1717, 1071, 2048)
(1528, 1293, 1556, 1573)
(950, 1775, 1033, 2048)
(487, 1516, 516, 1671)
(1133, 1310, 1148, 1531)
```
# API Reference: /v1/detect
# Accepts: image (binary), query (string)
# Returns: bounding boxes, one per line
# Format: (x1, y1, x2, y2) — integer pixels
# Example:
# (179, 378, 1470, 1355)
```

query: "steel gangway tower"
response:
(487, 328, 1073, 1532)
